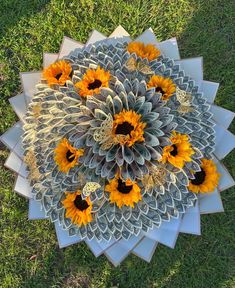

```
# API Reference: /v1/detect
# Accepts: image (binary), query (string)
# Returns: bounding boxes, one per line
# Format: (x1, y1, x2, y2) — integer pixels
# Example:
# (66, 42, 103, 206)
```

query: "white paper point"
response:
(18, 162, 28, 178)
(200, 80, 219, 103)
(180, 202, 201, 235)
(199, 189, 224, 214)
(159, 37, 180, 60)
(20, 72, 41, 104)
(210, 104, 235, 129)
(97, 237, 116, 252)
(54, 221, 81, 248)
(159, 216, 182, 231)
(216, 160, 235, 192)
(0, 122, 23, 151)
(144, 225, 179, 248)
(109, 25, 131, 39)
(119, 234, 143, 251)
(8, 158, 27, 178)
(86, 30, 107, 46)
(14, 175, 32, 199)
(105, 242, 130, 267)
(58, 36, 84, 59)
(135, 28, 159, 47)
(214, 123, 235, 160)
(9, 94, 27, 122)
(13, 139, 24, 159)
(132, 237, 158, 262)
(28, 199, 47, 220)
(43, 53, 59, 68)
(85, 239, 104, 257)
(4, 151, 22, 174)
(175, 57, 203, 84)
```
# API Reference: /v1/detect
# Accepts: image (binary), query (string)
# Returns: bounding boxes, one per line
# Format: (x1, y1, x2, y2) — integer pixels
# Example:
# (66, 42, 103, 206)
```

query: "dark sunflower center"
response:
(74, 195, 89, 211)
(55, 72, 62, 80)
(88, 79, 102, 90)
(117, 178, 133, 194)
(191, 168, 206, 185)
(66, 150, 75, 162)
(155, 86, 165, 95)
(170, 144, 178, 156)
(115, 121, 134, 135)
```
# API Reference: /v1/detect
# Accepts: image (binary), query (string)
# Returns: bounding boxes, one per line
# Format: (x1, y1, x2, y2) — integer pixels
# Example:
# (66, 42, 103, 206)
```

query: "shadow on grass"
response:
(0, 0, 50, 38)
(0, 0, 51, 102)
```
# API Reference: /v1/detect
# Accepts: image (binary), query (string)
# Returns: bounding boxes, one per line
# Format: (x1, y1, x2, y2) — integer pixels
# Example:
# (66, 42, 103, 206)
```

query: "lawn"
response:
(0, 0, 234, 287)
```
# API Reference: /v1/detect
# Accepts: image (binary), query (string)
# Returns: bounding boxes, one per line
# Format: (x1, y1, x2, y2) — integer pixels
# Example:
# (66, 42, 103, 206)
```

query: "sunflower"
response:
(147, 75, 176, 100)
(62, 191, 92, 226)
(42, 60, 72, 86)
(112, 110, 146, 147)
(160, 131, 194, 169)
(188, 159, 220, 193)
(105, 176, 142, 208)
(75, 66, 110, 97)
(54, 138, 84, 173)
(127, 42, 160, 61)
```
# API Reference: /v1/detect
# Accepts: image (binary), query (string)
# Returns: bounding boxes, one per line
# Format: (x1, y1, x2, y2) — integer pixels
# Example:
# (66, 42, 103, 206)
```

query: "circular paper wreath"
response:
(1, 27, 234, 266)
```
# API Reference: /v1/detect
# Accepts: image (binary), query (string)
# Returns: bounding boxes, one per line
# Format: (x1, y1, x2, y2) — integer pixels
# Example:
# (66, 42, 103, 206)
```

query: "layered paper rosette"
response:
(1, 26, 235, 266)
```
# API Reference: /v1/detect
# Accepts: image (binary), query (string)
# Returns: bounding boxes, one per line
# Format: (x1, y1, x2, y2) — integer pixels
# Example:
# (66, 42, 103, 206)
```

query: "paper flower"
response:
(75, 66, 110, 97)
(160, 131, 195, 169)
(42, 60, 72, 86)
(105, 176, 142, 208)
(54, 138, 84, 173)
(147, 75, 176, 100)
(63, 191, 93, 226)
(1, 26, 235, 267)
(188, 159, 220, 193)
(127, 42, 161, 61)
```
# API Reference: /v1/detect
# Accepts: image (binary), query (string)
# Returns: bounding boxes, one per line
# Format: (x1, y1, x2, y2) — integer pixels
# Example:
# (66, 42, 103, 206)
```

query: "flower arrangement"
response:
(1, 26, 234, 266)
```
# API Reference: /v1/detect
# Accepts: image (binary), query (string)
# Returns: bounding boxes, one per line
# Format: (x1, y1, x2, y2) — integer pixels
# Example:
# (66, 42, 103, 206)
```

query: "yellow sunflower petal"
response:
(160, 131, 194, 169)
(147, 75, 176, 100)
(112, 109, 146, 147)
(75, 66, 110, 97)
(105, 176, 142, 208)
(42, 60, 72, 86)
(54, 138, 84, 173)
(127, 42, 160, 61)
(188, 159, 220, 193)
(62, 191, 92, 226)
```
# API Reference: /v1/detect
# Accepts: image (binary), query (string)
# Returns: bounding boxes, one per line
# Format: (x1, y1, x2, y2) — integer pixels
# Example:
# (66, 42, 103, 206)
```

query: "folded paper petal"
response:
(0, 122, 23, 150)
(214, 124, 235, 159)
(9, 94, 27, 122)
(179, 202, 201, 235)
(175, 57, 203, 84)
(199, 189, 224, 214)
(86, 30, 106, 46)
(158, 37, 180, 60)
(14, 175, 32, 199)
(200, 80, 219, 103)
(135, 28, 159, 47)
(132, 237, 158, 262)
(4, 151, 22, 175)
(43, 53, 58, 68)
(54, 221, 81, 248)
(59, 36, 84, 59)
(28, 199, 47, 220)
(210, 104, 235, 129)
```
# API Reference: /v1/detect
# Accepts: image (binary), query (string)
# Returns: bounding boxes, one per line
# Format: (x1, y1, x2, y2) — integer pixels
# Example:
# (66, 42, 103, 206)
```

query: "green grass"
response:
(0, 0, 234, 287)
